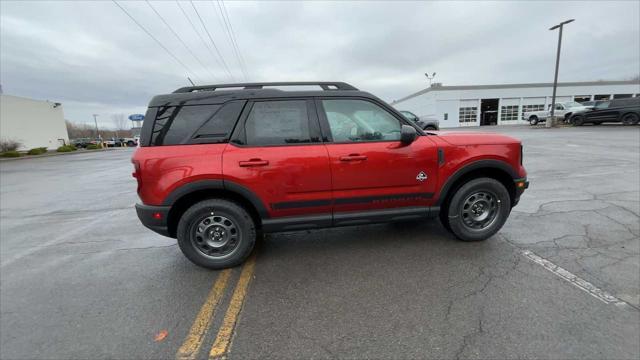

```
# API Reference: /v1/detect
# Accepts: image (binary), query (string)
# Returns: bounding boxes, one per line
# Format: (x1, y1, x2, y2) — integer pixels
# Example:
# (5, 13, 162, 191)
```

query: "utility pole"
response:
(425, 72, 436, 87)
(547, 19, 574, 127)
(93, 114, 101, 140)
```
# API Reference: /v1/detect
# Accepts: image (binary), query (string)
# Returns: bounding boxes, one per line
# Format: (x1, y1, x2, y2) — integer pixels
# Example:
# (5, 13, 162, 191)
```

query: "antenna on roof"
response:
(187, 77, 196, 86)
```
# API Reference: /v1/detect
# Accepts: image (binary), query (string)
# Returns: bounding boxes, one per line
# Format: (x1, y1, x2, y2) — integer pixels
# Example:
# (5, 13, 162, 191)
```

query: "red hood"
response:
(434, 131, 521, 146)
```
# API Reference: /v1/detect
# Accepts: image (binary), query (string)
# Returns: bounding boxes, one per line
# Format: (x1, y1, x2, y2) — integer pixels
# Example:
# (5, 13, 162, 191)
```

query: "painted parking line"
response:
(209, 253, 257, 359)
(176, 269, 232, 360)
(521, 250, 628, 307)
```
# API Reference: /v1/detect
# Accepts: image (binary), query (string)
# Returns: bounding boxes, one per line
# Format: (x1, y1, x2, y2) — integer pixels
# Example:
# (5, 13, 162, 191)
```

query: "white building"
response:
(391, 80, 640, 128)
(0, 94, 69, 150)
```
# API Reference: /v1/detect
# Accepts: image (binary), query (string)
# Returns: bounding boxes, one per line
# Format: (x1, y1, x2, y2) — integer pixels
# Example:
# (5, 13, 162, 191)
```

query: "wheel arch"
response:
(163, 180, 267, 238)
(436, 160, 518, 209)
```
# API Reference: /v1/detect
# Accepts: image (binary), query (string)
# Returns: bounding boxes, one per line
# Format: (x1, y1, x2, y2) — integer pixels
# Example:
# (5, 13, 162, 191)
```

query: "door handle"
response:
(239, 159, 269, 167)
(339, 154, 367, 162)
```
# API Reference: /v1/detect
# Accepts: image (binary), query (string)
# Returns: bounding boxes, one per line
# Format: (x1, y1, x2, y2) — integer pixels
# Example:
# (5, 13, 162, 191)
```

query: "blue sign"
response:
(129, 114, 145, 121)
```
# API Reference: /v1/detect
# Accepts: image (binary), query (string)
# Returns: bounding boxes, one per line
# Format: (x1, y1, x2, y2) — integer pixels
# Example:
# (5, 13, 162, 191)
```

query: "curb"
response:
(0, 147, 132, 162)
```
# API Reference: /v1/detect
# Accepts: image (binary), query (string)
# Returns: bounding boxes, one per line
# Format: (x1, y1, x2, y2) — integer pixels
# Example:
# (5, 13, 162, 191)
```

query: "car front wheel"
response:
(444, 178, 511, 242)
(177, 199, 256, 269)
(529, 116, 539, 126)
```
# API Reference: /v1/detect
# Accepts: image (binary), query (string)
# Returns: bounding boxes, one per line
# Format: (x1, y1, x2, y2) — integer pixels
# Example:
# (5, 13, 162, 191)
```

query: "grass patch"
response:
(56, 145, 78, 152)
(1, 151, 22, 158)
(27, 147, 48, 155)
(86, 144, 101, 150)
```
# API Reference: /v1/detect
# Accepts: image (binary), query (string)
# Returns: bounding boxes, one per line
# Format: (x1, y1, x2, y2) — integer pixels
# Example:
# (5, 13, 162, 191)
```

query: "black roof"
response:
(148, 81, 379, 107)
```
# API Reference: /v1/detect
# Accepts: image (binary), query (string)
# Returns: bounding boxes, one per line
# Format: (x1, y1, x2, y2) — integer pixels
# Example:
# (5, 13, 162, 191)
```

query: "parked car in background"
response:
(399, 110, 440, 130)
(71, 138, 92, 148)
(524, 101, 591, 125)
(569, 97, 640, 126)
(113, 137, 138, 147)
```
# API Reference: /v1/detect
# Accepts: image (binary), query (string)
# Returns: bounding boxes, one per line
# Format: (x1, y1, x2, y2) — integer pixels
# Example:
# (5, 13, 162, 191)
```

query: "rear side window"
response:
(242, 100, 316, 146)
(150, 102, 243, 145)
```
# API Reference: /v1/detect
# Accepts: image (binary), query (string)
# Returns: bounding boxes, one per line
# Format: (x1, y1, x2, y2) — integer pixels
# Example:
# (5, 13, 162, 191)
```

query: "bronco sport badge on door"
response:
(416, 171, 427, 182)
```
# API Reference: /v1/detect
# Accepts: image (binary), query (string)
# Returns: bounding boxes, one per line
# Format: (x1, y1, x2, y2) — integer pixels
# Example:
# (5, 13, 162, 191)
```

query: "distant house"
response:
(391, 80, 640, 128)
(0, 94, 69, 150)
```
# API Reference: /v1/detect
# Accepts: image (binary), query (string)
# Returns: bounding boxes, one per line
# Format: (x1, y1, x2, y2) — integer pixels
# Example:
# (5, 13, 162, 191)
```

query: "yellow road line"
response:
(209, 254, 257, 359)
(176, 269, 232, 360)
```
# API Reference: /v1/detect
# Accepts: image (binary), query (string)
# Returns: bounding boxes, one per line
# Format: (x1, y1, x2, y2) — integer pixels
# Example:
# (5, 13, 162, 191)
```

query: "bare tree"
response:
(111, 113, 129, 133)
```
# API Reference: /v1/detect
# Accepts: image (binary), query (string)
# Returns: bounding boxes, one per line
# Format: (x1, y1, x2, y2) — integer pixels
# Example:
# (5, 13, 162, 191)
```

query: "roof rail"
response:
(173, 82, 358, 93)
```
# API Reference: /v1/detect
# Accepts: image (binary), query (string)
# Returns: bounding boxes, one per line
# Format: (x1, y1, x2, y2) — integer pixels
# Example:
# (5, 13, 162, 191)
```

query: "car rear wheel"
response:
(444, 178, 511, 242)
(621, 113, 639, 125)
(177, 199, 256, 269)
(572, 115, 585, 126)
(529, 116, 539, 126)
(425, 126, 438, 131)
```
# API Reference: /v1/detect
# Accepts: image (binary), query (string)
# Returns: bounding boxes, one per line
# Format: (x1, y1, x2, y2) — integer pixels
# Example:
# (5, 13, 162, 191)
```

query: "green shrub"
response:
(86, 144, 101, 150)
(56, 145, 77, 152)
(1, 151, 22, 158)
(27, 147, 48, 155)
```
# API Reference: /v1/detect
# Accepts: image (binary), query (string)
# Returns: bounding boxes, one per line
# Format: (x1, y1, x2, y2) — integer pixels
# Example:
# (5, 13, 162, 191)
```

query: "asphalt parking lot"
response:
(1, 125, 638, 359)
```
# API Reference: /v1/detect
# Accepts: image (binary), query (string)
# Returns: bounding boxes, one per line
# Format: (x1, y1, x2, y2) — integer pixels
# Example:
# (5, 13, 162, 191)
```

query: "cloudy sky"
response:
(1, 0, 638, 128)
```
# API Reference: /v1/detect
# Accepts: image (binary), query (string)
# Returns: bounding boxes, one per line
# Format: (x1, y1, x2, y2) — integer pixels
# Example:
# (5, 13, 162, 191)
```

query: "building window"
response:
(459, 107, 477, 123)
(613, 94, 633, 99)
(444, 113, 448, 120)
(500, 105, 519, 121)
(574, 95, 591, 103)
(594, 94, 611, 100)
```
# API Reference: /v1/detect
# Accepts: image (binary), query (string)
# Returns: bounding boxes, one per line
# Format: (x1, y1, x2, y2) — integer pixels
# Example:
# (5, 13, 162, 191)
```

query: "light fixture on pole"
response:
(547, 19, 574, 127)
(425, 72, 436, 87)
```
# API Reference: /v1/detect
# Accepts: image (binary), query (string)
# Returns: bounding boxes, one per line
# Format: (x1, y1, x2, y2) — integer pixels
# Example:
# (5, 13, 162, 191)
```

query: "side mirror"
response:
(400, 125, 417, 144)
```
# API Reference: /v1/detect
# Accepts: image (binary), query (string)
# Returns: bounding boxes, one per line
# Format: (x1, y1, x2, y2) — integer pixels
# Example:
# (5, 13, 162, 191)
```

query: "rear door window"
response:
(241, 100, 318, 146)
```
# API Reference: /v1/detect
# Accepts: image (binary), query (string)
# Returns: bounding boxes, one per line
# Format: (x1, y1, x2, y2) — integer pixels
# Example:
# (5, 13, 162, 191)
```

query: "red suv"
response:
(133, 82, 528, 269)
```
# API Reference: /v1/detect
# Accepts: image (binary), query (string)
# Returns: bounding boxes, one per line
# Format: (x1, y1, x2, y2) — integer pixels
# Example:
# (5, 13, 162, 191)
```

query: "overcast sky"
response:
(1, 0, 639, 128)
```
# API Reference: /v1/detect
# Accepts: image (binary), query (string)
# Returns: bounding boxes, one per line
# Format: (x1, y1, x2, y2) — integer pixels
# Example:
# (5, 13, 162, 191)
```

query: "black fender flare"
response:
(436, 159, 518, 206)
(161, 179, 269, 218)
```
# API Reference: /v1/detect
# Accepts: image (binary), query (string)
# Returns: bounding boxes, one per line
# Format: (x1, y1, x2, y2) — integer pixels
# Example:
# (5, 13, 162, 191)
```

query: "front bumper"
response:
(513, 178, 529, 206)
(135, 203, 172, 238)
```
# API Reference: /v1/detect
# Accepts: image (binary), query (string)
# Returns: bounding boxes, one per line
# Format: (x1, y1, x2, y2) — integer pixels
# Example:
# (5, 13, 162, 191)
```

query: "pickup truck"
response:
(524, 101, 591, 125)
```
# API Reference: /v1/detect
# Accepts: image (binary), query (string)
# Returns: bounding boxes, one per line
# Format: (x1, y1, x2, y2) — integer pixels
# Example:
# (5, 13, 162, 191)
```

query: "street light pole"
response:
(93, 114, 101, 140)
(547, 19, 574, 127)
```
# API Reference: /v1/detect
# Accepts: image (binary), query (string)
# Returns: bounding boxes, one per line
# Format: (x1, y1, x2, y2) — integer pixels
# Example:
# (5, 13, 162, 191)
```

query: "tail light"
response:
(132, 160, 142, 193)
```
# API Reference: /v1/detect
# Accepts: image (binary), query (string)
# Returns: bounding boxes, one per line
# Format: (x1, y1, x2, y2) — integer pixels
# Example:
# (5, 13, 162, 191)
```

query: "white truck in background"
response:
(524, 101, 592, 125)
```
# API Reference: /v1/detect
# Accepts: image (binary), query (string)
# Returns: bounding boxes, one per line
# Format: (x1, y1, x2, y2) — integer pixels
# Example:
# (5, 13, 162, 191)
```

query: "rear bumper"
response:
(135, 203, 172, 238)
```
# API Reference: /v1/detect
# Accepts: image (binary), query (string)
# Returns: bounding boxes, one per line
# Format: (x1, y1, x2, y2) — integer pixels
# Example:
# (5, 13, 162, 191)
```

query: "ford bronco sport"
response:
(133, 82, 528, 269)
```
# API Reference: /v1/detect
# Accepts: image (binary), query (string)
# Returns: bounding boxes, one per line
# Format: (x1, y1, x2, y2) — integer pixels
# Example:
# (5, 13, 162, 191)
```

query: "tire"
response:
(425, 126, 438, 131)
(621, 113, 639, 125)
(177, 199, 256, 269)
(444, 178, 511, 242)
(529, 116, 539, 126)
(572, 115, 585, 126)
(127, 141, 135, 147)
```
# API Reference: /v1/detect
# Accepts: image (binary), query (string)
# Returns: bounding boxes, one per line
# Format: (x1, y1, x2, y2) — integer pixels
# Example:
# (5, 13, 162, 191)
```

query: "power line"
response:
(190, 0, 235, 81)
(176, 0, 226, 82)
(112, 0, 198, 82)
(215, 0, 249, 80)
(145, 0, 218, 82)
(221, 0, 249, 79)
